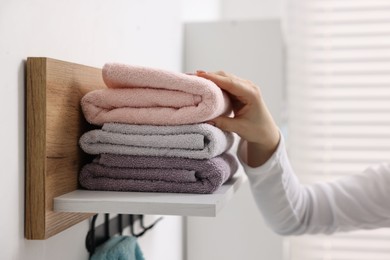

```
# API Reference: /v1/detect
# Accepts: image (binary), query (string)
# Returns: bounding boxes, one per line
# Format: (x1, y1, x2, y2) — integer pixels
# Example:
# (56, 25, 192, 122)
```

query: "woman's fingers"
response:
(197, 71, 253, 98)
(214, 70, 231, 77)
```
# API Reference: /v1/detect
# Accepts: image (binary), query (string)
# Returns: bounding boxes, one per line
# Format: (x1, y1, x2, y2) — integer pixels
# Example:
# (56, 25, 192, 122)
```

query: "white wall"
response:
(221, 0, 282, 20)
(184, 20, 285, 260)
(180, 0, 221, 22)
(0, 0, 184, 259)
(179, 0, 282, 21)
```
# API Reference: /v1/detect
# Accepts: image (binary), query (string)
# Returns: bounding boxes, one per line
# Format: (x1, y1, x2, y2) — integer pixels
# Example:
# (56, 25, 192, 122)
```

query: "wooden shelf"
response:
(54, 170, 245, 217)
(25, 57, 105, 239)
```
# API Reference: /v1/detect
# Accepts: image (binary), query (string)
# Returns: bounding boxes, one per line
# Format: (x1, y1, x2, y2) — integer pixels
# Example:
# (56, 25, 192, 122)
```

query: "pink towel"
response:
(81, 63, 232, 126)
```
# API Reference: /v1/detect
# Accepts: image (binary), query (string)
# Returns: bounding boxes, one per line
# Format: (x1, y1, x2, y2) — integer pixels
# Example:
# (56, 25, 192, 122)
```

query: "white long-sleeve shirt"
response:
(239, 135, 390, 235)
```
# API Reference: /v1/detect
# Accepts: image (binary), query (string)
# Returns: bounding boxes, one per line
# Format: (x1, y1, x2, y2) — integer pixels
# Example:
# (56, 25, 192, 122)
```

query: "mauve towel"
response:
(79, 123, 234, 159)
(79, 153, 238, 194)
(81, 63, 232, 126)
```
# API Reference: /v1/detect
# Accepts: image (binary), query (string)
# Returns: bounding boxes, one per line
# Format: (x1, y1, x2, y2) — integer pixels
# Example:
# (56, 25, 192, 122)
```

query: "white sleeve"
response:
(238, 134, 390, 235)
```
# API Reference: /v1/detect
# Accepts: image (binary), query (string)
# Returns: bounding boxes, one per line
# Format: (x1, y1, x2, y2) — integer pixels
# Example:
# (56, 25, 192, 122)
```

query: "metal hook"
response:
(85, 214, 99, 256)
(118, 214, 123, 236)
(129, 215, 144, 237)
(104, 214, 110, 240)
(140, 215, 163, 232)
(129, 215, 163, 238)
(85, 214, 112, 256)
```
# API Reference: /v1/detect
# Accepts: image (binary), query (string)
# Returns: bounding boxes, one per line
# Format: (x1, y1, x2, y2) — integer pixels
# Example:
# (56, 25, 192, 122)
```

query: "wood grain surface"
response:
(26, 57, 106, 239)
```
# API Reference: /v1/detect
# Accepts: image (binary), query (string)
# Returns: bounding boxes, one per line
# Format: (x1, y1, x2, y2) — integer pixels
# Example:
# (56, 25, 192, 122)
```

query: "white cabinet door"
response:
(184, 20, 285, 260)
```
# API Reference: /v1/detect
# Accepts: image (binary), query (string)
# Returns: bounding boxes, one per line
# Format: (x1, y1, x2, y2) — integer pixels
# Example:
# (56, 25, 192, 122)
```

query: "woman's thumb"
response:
(208, 116, 239, 133)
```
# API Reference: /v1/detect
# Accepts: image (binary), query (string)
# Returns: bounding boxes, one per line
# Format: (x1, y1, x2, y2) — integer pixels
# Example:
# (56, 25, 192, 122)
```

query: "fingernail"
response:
(196, 70, 207, 74)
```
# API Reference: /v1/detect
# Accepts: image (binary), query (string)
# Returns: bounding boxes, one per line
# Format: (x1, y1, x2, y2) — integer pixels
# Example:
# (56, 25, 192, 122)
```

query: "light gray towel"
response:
(79, 123, 234, 159)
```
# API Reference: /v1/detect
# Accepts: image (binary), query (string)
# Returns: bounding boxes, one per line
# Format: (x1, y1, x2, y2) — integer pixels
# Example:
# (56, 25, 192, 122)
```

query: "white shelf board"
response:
(54, 169, 246, 217)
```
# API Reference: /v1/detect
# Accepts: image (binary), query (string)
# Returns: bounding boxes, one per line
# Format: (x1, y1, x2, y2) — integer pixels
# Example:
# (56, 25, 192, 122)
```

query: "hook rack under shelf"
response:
(86, 214, 162, 256)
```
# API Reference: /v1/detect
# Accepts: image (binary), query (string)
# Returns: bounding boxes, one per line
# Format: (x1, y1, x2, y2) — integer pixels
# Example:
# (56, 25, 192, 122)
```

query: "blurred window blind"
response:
(284, 0, 390, 259)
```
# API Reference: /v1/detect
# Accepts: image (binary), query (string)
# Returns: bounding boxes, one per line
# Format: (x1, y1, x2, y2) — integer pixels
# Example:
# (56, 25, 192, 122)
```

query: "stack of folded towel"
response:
(78, 63, 238, 194)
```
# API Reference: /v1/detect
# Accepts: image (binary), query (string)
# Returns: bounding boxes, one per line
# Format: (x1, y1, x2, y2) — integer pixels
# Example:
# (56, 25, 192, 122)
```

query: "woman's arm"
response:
(197, 70, 390, 235)
(241, 134, 390, 235)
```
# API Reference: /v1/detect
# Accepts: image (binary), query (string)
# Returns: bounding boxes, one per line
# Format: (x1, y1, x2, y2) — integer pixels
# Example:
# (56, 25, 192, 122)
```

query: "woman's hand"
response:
(197, 70, 280, 167)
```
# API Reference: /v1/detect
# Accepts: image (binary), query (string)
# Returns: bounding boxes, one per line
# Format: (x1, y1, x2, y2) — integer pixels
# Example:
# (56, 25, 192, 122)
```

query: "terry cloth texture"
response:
(81, 63, 232, 126)
(79, 123, 234, 159)
(79, 153, 238, 194)
(90, 236, 144, 260)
